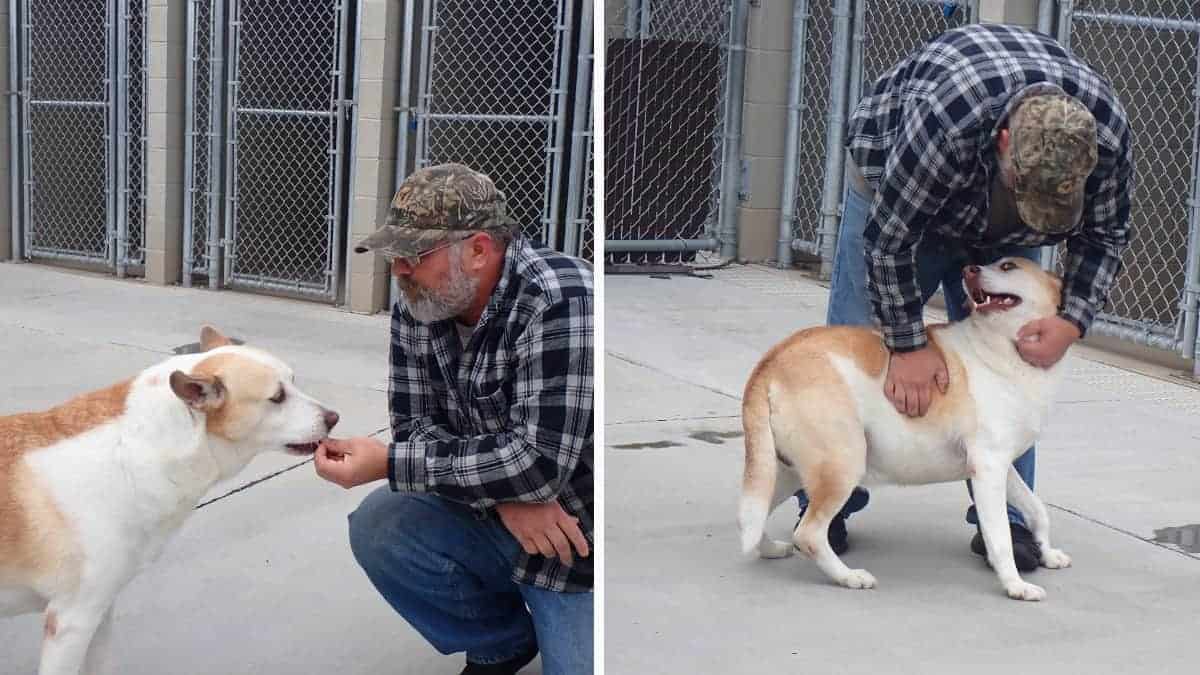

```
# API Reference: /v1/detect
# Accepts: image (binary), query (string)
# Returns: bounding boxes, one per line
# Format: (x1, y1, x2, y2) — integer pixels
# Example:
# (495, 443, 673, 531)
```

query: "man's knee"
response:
(348, 487, 436, 574)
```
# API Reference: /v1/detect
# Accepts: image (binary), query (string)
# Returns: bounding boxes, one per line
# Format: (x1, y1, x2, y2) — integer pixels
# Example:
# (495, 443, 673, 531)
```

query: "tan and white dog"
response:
(738, 258, 1072, 601)
(1, 326, 339, 674)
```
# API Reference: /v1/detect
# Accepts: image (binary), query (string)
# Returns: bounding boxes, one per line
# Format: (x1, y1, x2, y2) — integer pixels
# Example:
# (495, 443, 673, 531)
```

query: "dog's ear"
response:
(200, 325, 233, 351)
(170, 371, 226, 410)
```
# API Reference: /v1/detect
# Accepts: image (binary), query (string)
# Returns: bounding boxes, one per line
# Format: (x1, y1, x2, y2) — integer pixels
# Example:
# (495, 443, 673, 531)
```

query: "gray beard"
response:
(398, 246, 480, 323)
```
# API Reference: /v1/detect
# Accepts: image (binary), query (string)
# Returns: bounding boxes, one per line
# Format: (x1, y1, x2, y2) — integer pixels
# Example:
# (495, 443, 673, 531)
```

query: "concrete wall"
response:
(345, 0, 400, 314)
(736, 0, 793, 263)
(144, 0, 187, 284)
(978, 0, 1039, 27)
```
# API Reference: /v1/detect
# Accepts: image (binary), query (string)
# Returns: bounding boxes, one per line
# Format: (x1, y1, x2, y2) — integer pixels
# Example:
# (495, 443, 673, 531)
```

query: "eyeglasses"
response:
(383, 234, 472, 267)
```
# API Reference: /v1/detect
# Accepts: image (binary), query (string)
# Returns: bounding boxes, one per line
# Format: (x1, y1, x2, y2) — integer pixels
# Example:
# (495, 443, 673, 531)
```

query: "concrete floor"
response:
(605, 263, 1200, 675)
(0, 262, 543, 674)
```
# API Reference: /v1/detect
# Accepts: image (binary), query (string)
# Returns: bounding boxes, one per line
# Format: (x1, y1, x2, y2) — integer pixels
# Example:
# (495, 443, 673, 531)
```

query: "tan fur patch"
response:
(44, 609, 57, 639)
(191, 352, 276, 440)
(0, 380, 129, 584)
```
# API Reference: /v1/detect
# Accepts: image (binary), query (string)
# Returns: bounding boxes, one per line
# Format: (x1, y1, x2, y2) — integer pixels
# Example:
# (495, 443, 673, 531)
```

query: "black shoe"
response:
(970, 522, 1041, 572)
(796, 507, 849, 555)
(460, 644, 538, 675)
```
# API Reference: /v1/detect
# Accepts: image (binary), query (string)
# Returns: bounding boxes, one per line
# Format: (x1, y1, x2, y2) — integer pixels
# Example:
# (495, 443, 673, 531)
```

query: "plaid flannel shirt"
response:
(386, 236, 594, 592)
(846, 23, 1134, 352)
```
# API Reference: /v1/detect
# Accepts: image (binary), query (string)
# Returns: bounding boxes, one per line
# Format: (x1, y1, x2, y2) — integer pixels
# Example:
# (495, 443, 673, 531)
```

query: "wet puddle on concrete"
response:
(688, 430, 743, 445)
(1151, 524, 1200, 553)
(610, 440, 682, 450)
(610, 429, 743, 450)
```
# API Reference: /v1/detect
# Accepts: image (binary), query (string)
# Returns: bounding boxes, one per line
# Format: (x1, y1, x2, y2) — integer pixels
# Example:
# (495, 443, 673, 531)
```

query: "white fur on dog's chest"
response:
(828, 345, 1054, 486)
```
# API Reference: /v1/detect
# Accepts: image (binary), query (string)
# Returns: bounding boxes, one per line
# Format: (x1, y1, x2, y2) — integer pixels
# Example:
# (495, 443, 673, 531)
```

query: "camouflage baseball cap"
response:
(353, 163, 518, 258)
(1009, 93, 1099, 234)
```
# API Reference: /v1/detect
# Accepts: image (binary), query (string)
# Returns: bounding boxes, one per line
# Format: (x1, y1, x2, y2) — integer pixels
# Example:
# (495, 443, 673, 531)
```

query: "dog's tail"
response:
(738, 375, 777, 555)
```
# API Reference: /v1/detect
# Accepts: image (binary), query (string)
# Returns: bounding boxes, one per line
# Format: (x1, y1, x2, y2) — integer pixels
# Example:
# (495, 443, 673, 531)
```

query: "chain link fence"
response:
(13, 0, 146, 273)
(407, 0, 573, 249)
(785, 0, 972, 270)
(1058, 0, 1199, 353)
(21, 0, 112, 265)
(220, 0, 352, 301)
(854, 0, 971, 95)
(605, 0, 742, 264)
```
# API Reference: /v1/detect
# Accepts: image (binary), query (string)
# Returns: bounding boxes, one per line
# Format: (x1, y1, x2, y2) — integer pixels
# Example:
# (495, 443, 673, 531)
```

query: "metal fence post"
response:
(1038, 0, 1055, 34)
(563, 0, 593, 258)
(7, 0, 19, 261)
(717, 0, 749, 260)
(221, 0, 238, 287)
(394, 0, 415, 193)
(19, 0, 29, 260)
(1056, 0, 1072, 49)
(777, 0, 809, 268)
(389, 0, 418, 307)
(183, 0, 196, 286)
(1184, 30, 1200, 374)
(818, 0, 854, 280)
(544, 0, 577, 249)
(115, 0, 129, 277)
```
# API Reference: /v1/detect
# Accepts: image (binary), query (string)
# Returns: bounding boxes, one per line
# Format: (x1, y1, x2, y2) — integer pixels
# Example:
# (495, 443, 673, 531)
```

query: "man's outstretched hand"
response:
(495, 502, 590, 565)
(314, 436, 389, 488)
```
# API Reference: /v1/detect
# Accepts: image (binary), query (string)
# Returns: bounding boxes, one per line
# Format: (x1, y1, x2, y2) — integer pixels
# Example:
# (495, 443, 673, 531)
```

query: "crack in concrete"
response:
(1049, 502, 1200, 562)
(608, 414, 741, 426)
(607, 351, 742, 402)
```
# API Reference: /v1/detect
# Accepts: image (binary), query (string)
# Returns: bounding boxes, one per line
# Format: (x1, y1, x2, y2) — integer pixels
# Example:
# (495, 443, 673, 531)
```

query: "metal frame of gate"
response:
(184, 0, 356, 303)
(603, 0, 749, 262)
(402, 0, 576, 250)
(563, 0, 594, 259)
(11, 0, 146, 275)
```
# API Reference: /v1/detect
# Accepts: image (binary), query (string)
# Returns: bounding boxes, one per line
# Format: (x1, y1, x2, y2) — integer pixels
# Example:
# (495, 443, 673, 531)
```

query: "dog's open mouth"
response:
(286, 442, 319, 455)
(970, 288, 1022, 311)
(964, 275, 1022, 313)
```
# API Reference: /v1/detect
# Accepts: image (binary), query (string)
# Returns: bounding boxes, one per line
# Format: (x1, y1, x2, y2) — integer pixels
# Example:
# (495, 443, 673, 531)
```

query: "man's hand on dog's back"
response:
(885, 346, 949, 417)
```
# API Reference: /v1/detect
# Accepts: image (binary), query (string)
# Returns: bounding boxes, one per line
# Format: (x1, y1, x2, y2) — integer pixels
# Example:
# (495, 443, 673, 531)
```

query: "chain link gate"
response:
(1057, 0, 1200, 358)
(604, 0, 746, 264)
(403, 0, 574, 251)
(15, 0, 146, 274)
(184, 0, 224, 288)
(186, 0, 355, 301)
(782, 0, 974, 274)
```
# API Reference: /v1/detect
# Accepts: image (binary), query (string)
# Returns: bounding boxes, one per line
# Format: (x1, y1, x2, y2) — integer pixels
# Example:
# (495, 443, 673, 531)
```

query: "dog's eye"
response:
(1000, 261, 1017, 271)
(270, 388, 286, 404)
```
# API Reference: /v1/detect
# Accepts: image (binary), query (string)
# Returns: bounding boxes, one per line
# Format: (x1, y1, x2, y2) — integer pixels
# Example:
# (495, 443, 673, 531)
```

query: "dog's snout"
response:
(323, 410, 340, 431)
(963, 265, 981, 277)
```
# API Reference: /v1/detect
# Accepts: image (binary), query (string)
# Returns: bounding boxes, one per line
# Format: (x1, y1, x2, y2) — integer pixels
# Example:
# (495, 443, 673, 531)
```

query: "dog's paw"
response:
(758, 539, 794, 559)
(1004, 580, 1046, 601)
(838, 569, 877, 590)
(1041, 548, 1071, 569)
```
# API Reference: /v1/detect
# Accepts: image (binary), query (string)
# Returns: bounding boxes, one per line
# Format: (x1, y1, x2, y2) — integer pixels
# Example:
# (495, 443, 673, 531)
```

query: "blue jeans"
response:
(348, 489, 593, 674)
(797, 184, 1037, 527)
